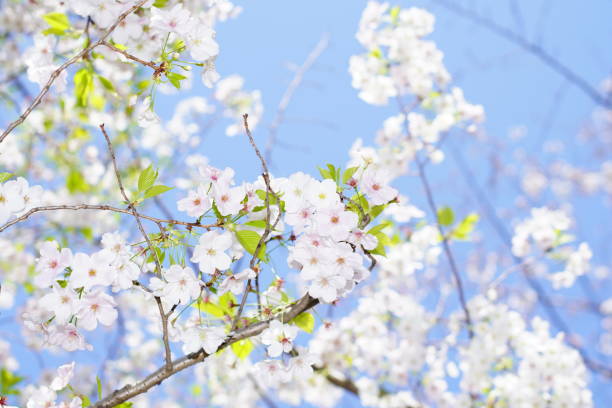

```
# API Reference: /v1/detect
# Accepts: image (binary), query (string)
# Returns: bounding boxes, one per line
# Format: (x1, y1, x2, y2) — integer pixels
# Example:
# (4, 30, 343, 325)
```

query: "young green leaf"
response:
(451, 213, 479, 240)
(437, 206, 455, 227)
(42, 12, 70, 35)
(236, 230, 267, 261)
(74, 68, 93, 107)
(138, 165, 158, 192)
(291, 312, 315, 333)
(343, 166, 359, 184)
(0, 172, 13, 183)
(143, 185, 173, 199)
(97, 75, 116, 93)
(96, 376, 102, 399)
(231, 339, 254, 360)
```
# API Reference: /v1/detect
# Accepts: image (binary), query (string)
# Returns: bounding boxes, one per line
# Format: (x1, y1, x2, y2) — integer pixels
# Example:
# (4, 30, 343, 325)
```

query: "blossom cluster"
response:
(24, 232, 140, 352)
(511, 207, 592, 288)
(348, 2, 484, 177)
(0, 177, 43, 225)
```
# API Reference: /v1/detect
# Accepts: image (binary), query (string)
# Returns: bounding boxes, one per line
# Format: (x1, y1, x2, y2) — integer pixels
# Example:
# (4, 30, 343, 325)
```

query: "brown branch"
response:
(397, 99, 473, 337)
(101, 41, 159, 70)
(0, 0, 148, 145)
(92, 294, 319, 408)
(0, 204, 221, 233)
(232, 114, 281, 330)
(100, 123, 172, 371)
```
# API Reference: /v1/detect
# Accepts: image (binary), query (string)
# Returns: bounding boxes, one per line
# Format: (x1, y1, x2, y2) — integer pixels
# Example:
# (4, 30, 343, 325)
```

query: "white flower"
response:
(76, 291, 118, 331)
(50, 361, 75, 391)
(218, 268, 256, 295)
(187, 25, 219, 61)
(360, 169, 397, 205)
(260, 319, 299, 357)
(181, 326, 226, 354)
(306, 179, 340, 209)
(177, 186, 212, 218)
(150, 3, 194, 36)
(191, 230, 233, 274)
(38, 285, 78, 323)
(151, 265, 201, 306)
(254, 359, 291, 386)
(70, 252, 114, 290)
(34, 241, 73, 288)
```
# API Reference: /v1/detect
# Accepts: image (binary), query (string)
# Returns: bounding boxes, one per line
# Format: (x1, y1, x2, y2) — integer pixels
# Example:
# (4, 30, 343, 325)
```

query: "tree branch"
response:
(0, 204, 221, 234)
(100, 123, 172, 371)
(0, 0, 149, 145)
(92, 294, 319, 408)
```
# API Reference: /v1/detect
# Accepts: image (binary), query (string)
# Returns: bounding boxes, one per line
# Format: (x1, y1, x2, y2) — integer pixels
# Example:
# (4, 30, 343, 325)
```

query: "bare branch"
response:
(0, 204, 221, 234)
(92, 294, 319, 408)
(101, 41, 160, 70)
(0, 0, 149, 145)
(100, 123, 172, 371)
(397, 99, 473, 337)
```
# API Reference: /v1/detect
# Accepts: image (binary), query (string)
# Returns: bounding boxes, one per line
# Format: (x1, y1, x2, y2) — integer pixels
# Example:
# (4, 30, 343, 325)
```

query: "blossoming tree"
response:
(0, 1, 610, 407)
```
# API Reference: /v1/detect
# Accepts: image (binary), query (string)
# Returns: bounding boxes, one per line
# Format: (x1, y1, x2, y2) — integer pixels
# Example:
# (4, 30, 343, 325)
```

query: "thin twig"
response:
(396, 99, 473, 337)
(232, 114, 281, 330)
(102, 41, 159, 70)
(0, 0, 148, 145)
(100, 123, 173, 371)
(92, 294, 319, 408)
(0, 204, 221, 233)
(431, 0, 611, 108)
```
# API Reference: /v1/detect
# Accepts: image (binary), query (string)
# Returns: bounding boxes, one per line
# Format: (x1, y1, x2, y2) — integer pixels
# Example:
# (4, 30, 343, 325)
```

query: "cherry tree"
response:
(0, 1, 610, 407)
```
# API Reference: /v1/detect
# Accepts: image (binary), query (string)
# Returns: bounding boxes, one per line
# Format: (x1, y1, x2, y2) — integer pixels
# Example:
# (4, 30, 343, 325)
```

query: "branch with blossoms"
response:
(0, 0, 149, 145)
(1, 1, 611, 407)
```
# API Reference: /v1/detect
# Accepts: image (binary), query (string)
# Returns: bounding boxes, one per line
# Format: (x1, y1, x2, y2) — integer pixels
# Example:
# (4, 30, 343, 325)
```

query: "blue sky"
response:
(2, 0, 612, 406)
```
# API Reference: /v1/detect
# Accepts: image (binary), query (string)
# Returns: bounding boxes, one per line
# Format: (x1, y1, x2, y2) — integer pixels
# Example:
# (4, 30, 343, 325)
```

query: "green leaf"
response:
(367, 220, 392, 235)
(231, 339, 254, 360)
(451, 213, 479, 240)
(80, 395, 91, 407)
(66, 169, 90, 193)
(96, 376, 102, 399)
(0, 172, 13, 183)
(143, 184, 173, 199)
(343, 166, 358, 184)
(113, 403, 133, 408)
(244, 220, 268, 229)
(218, 292, 236, 315)
(390, 6, 401, 24)
(291, 312, 315, 333)
(166, 72, 187, 89)
(0, 368, 24, 395)
(369, 230, 391, 257)
(369, 204, 387, 219)
(153, 0, 169, 7)
(318, 166, 332, 180)
(138, 165, 158, 192)
(74, 68, 93, 107)
(236, 229, 266, 261)
(437, 206, 455, 227)
(97, 75, 116, 93)
(43, 12, 70, 35)
(195, 299, 225, 318)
